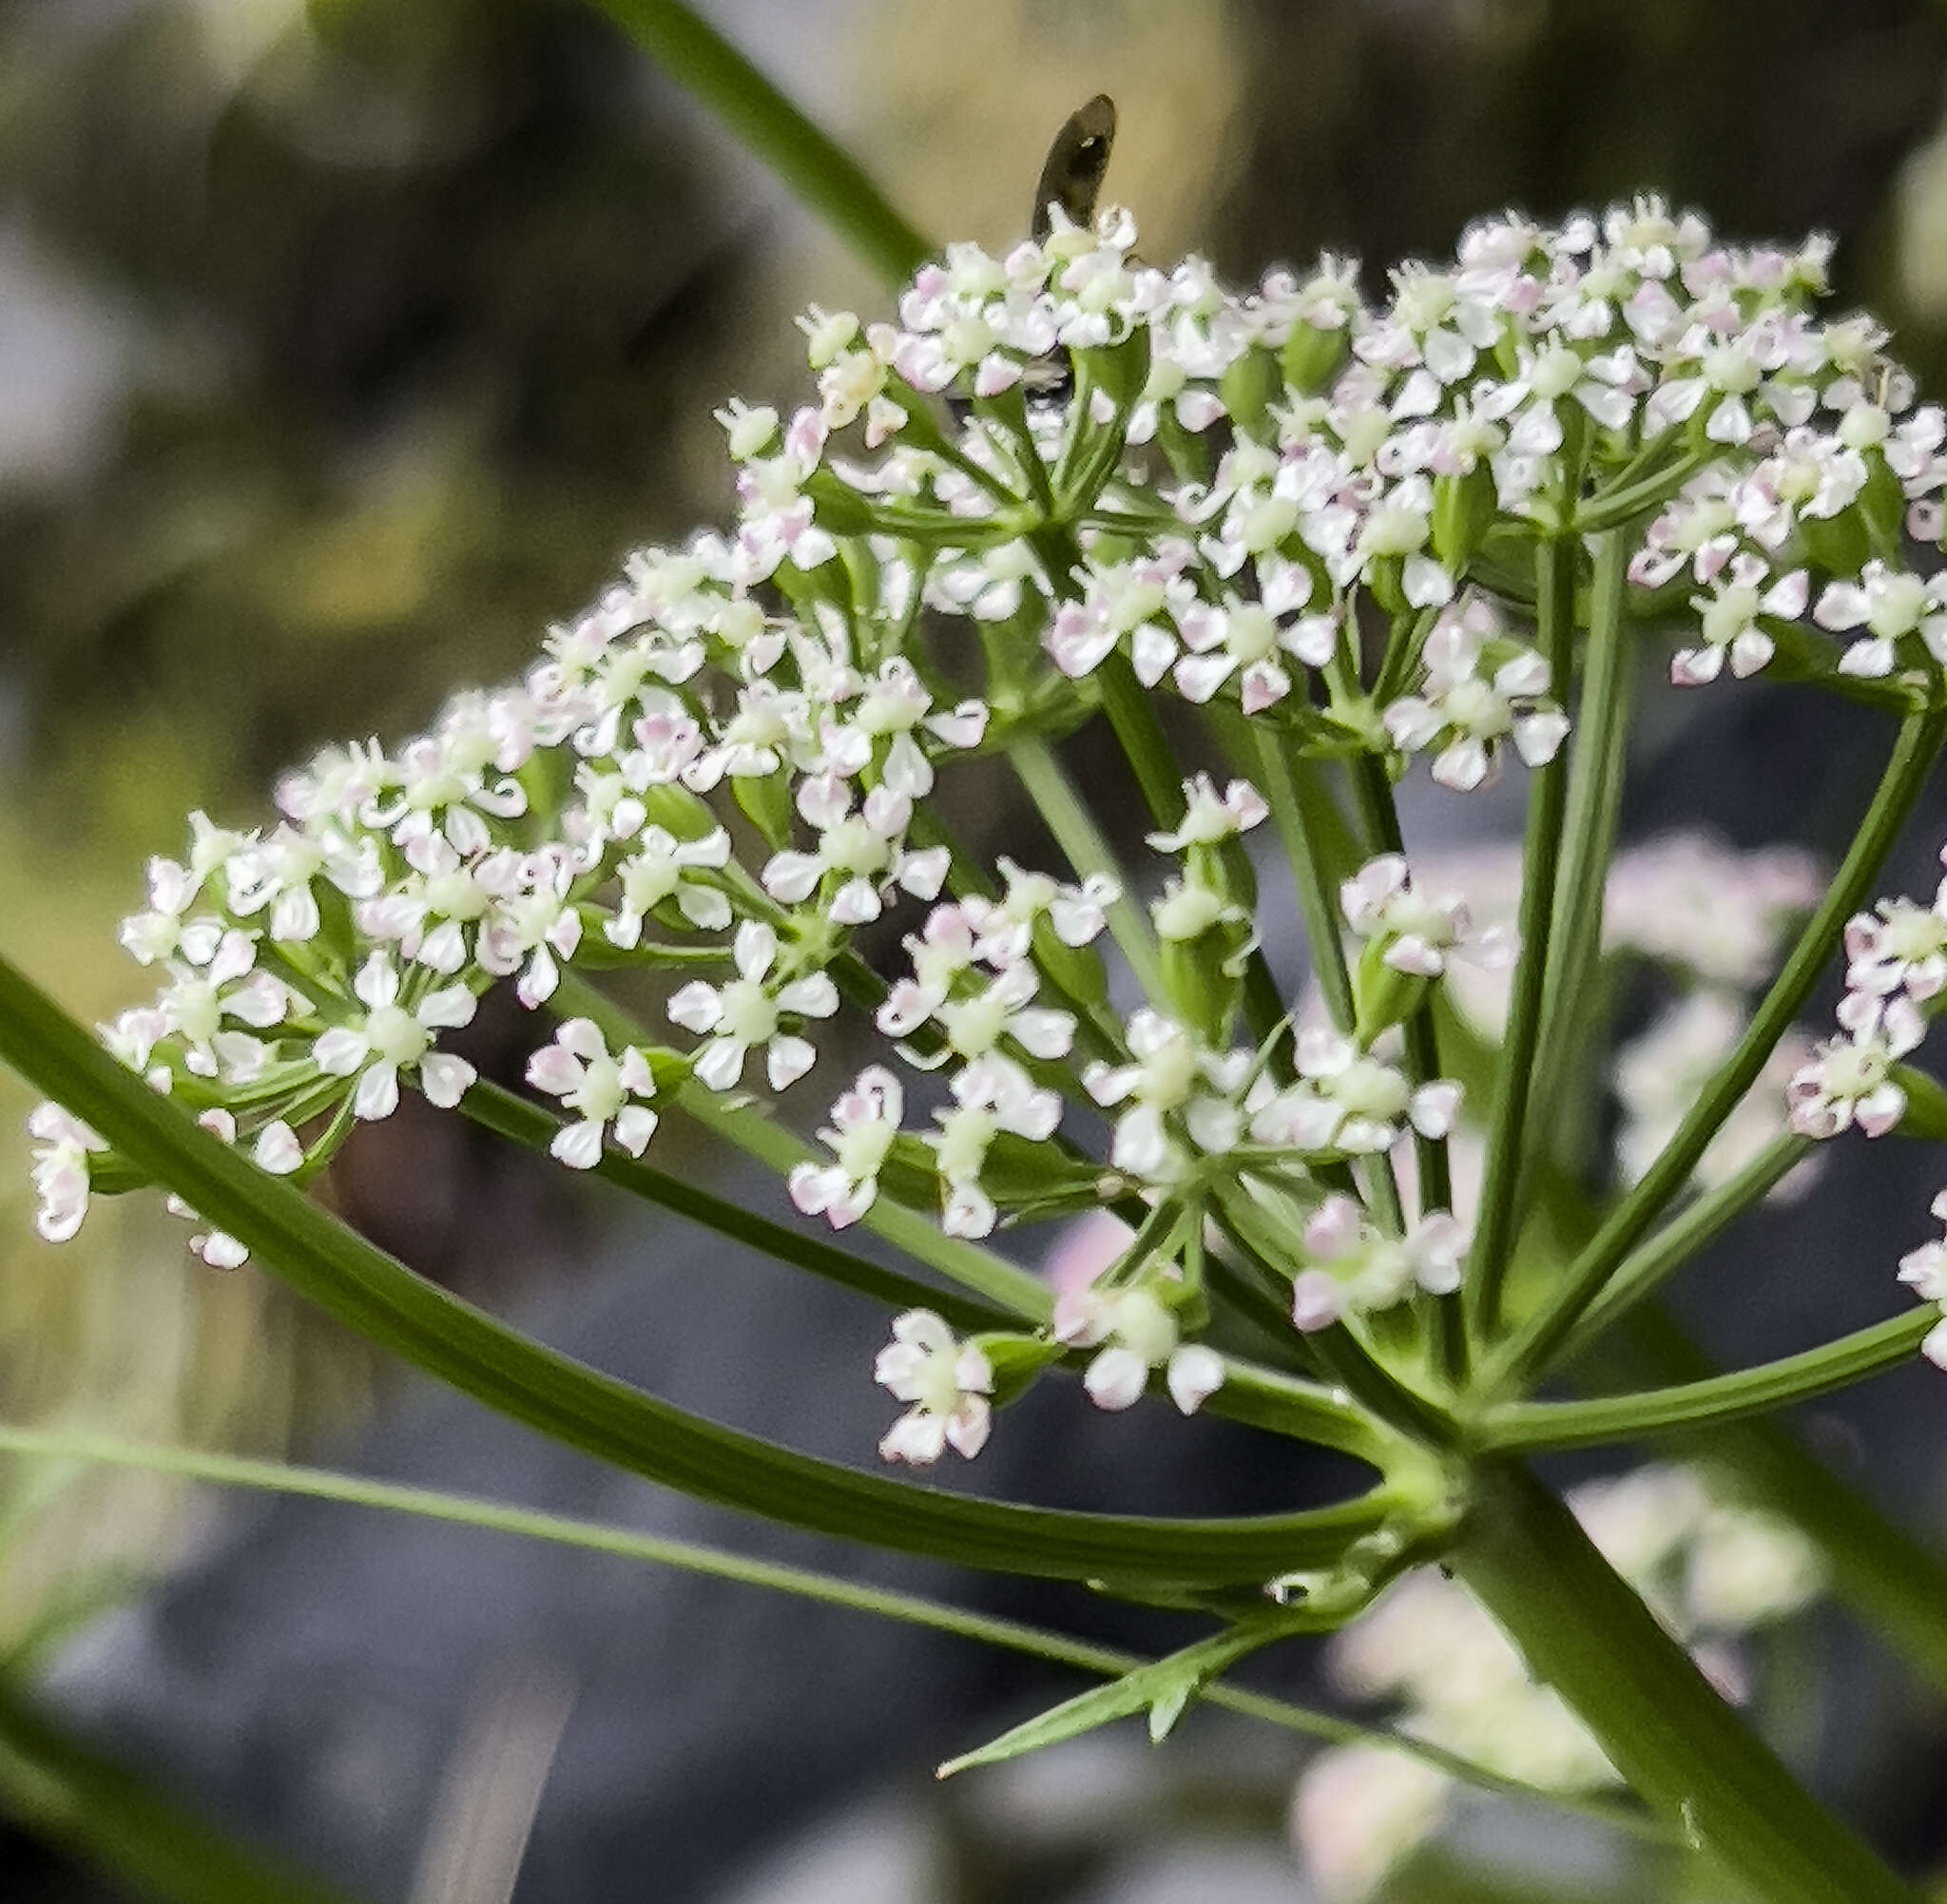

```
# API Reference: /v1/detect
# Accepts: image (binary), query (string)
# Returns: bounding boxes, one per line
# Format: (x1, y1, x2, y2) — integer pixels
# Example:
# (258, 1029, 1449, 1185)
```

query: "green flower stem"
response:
(1475, 1308, 1932, 1452)
(1455, 1461, 1914, 1904)
(1540, 1133, 1813, 1373)
(0, 1425, 1659, 1833)
(459, 1079, 1016, 1335)
(1008, 733, 1166, 1003)
(1096, 653, 1186, 827)
(1466, 535, 1578, 1344)
(1528, 528, 1633, 1174)
(0, 950, 1406, 1587)
(1250, 729, 1357, 1033)
(588, 0, 932, 288)
(549, 971, 1053, 1322)
(1491, 707, 1947, 1385)
(1612, 1305, 1947, 1702)
(1343, 753, 1455, 1346)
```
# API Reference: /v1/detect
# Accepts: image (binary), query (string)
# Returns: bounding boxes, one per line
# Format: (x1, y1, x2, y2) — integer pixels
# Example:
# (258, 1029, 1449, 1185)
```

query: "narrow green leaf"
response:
(937, 1620, 1303, 1777)
(0, 1425, 1666, 1837)
(588, 0, 932, 287)
(0, 951, 1395, 1587)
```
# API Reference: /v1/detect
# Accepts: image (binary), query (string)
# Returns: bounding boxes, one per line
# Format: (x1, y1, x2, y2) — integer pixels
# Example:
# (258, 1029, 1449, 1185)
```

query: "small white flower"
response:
(1052, 1281, 1224, 1414)
(607, 825, 734, 945)
(959, 859, 1117, 965)
(1786, 995, 1922, 1139)
(1340, 853, 1512, 977)
(1897, 1190, 1947, 1370)
(313, 953, 478, 1122)
(27, 1104, 106, 1244)
(1252, 1029, 1461, 1156)
(790, 1066, 903, 1228)
(666, 919, 838, 1093)
(1289, 1194, 1469, 1331)
(526, 1018, 660, 1167)
(1381, 599, 1569, 792)
(1813, 560, 1947, 678)
(1085, 1010, 1251, 1183)
(874, 1309, 993, 1464)
(1146, 775, 1270, 853)
(1672, 555, 1807, 686)
(927, 1053, 1063, 1239)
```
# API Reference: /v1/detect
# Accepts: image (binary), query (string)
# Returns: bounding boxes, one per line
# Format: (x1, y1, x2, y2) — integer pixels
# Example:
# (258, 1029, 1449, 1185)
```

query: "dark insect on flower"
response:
(1031, 92, 1117, 243)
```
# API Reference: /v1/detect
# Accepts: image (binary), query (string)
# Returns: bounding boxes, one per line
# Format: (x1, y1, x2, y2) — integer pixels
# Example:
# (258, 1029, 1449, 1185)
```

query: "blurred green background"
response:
(7, 0, 1947, 1895)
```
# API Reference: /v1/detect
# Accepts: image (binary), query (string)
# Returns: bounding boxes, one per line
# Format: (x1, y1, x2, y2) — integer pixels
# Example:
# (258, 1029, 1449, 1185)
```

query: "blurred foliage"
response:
(5, 0, 1947, 1894)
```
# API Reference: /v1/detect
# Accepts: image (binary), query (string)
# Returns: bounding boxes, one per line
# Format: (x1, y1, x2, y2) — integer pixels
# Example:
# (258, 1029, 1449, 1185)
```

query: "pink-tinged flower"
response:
(1163, 591, 1340, 713)
(526, 1019, 660, 1168)
(874, 1309, 993, 1464)
(1813, 560, 1947, 678)
(1786, 995, 1923, 1139)
(665, 919, 838, 1093)
(476, 847, 585, 1010)
(1340, 854, 1512, 978)
(1252, 1029, 1461, 1156)
(1289, 1194, 1469, 1331)
(790, 1067, 903, 1228)
(27, 1104, 106, 1244)
(1845, 880, 1947, 1006)
(1897, 1190, 1947, 1370)
(1381, 600, 1568, 793)
(1672, 555, 1807, 685)
(760, 774, 948, 927)
(312, 953, 478, 1122)
(1045, 545, 1197, 680)
(1147, 775, 1270, 853)
(1052, 1281, 1225, 1414)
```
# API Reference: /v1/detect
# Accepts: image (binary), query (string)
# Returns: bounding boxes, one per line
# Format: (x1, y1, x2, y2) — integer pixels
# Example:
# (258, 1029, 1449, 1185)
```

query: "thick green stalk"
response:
(588, 0, 932, 287)
(1494, 709, 1947, 1382)
(0, 951, 1406, 1587)
(1527, 528, 1633, 1174)
(1455, 1463, 1913, 1904)
(1467, 535, 1578, 1342)
(1475, 1308, 1932, 1452)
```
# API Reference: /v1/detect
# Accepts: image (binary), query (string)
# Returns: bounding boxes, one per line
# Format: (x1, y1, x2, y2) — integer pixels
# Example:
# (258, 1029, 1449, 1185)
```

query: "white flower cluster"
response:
(27, 197, 1945, 1471)
(1292, 1465, 1823, 1901)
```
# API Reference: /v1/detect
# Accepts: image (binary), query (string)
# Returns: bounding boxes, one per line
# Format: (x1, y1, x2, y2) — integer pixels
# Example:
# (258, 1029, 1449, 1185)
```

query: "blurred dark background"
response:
(9, 0, 1947, 1898)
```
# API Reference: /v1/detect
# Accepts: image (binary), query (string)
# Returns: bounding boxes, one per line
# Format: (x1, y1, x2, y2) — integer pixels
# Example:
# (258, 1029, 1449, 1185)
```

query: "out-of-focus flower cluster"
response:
(1291, 1465, 1824, 1901)
(26, 193, 1947, 1472)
